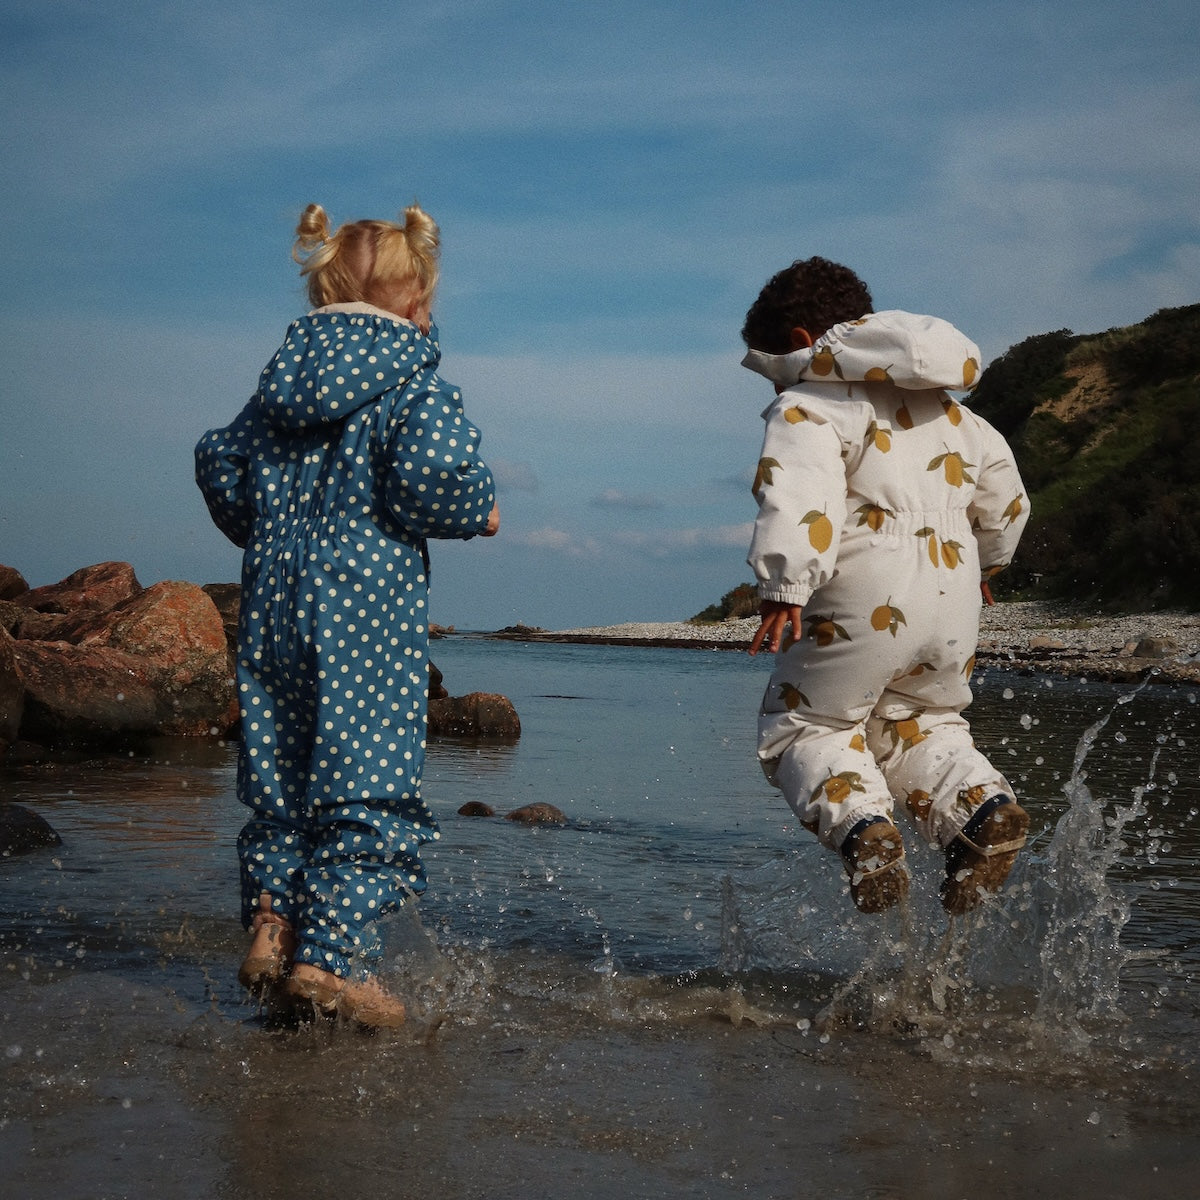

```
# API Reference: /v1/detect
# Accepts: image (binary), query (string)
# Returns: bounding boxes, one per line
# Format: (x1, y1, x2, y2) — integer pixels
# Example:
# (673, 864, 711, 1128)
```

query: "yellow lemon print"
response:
(915, 526, 939, 566)
(888, 713, 928, 752)
(810, 770, 866, 806)
(895, 403, 913, 430)
(811, 348, 840, 374)
(940, 540, 964, 569)
(865, 421, 891, 452)
(855, 502, 892, 532)
(784, 405, 810, 424)
(941, 398, 963, 426)
(927, 449, 975, 487)
(805, 613, 851, 647)
(958, 784, 987, 810)
(963, 357, 979, 388)
(902, 661, 936, 678)
(752, 456, 781, 495)
(870, 599, 906, 637)
(905, 789, 933, 821)
(849, 732, 866, 753)
(801, 509, 834, 553)
(864, 363, 894, 383)
(1002, 495, 1024, 526)
(780, 682, 810, 711)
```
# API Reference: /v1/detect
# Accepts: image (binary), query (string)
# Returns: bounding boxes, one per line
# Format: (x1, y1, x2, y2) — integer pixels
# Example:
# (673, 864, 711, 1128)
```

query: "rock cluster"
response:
(1, 561, 521, 761)
(1, 561, 521, 857)
(1, 562, 236, 757)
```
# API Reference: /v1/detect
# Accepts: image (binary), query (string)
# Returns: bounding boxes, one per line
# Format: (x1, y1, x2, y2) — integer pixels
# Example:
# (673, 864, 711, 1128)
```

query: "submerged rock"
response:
(428, 692, 521, 740)
(458, 801, 496, 817)
(505, 802, 567, 826)
(0, 802, 62, 856)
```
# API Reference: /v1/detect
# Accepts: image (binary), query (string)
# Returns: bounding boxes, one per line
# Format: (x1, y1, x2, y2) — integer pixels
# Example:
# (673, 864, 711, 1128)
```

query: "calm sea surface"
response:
(2, 637, 1198, 1198)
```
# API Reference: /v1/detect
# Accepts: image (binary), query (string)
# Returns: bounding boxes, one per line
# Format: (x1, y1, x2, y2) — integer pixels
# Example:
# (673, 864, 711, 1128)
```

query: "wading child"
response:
(742, 257, 1030, 915)
(196, 202, 499, 1025)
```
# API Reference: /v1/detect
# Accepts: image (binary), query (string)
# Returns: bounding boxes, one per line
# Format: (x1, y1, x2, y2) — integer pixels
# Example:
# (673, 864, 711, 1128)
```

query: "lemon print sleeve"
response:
(967, 422, 1030, 577)
(742, 310, 1030, 863)
(747, 397, 854, 605)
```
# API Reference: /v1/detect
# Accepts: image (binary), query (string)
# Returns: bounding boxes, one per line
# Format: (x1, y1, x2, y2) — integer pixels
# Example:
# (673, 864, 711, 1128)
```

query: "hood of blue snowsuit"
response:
(253, 312, 443, 432)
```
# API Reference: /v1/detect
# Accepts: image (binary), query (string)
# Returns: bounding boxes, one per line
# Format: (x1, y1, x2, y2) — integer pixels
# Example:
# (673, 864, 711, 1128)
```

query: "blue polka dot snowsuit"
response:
(195, 304, 496, 977)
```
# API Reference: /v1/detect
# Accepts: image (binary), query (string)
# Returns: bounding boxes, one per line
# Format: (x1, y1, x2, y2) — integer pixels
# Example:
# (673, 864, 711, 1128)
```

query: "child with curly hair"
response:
(196, 202, 499, 1024)
(742, 257, 1030, 915)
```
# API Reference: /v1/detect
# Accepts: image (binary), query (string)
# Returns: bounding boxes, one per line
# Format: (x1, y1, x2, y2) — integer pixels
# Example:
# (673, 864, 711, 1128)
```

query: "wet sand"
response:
(3, 948, 1198, 1200)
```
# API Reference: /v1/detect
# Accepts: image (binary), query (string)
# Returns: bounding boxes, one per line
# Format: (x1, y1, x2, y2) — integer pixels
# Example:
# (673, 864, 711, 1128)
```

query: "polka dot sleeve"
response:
(194, 403, 256, 548)
(383, 375, 497, 541)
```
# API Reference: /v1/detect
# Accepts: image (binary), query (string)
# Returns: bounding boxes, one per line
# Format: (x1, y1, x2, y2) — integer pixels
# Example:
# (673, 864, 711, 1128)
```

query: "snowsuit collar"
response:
(741, 309, 982, 393)
(254, 303, 441, 433)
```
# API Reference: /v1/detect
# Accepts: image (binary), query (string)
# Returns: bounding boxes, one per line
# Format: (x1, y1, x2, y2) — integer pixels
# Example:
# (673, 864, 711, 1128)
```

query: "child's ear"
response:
(789, 326, 814, 351)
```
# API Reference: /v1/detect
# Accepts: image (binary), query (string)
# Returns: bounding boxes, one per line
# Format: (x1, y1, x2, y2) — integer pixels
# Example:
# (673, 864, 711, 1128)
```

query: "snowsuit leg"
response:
(234, 525, 440, 978)
(759, 521, 1014, 855)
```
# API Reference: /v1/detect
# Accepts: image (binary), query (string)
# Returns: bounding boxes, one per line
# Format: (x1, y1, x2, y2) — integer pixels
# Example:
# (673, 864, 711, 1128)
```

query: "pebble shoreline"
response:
(531, 601, 1200, 685)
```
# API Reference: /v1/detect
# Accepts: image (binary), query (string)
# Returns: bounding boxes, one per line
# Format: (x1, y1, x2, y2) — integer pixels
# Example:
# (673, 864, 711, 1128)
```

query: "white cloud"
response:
(592, 489, 662, 510)
(490, 459, 539, 493)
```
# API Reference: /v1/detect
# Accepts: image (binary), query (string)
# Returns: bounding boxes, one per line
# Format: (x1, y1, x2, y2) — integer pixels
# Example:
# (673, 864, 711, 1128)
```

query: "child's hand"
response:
(482, 501, 500, 537)
(749, 601, 803, 656)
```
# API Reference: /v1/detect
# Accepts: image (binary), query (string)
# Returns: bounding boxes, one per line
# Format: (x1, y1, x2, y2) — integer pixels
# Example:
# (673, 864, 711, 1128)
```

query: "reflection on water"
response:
(1, 640, 1198, 1195)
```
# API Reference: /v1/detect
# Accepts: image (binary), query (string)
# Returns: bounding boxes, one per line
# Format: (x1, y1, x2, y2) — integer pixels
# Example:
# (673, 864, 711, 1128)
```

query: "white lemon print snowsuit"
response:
(744, 311, 1029, 855)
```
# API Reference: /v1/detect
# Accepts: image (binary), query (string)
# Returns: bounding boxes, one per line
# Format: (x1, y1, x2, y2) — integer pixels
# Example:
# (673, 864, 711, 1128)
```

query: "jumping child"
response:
(742, 257, 1030, 915)
(196, 202, 499, 1024)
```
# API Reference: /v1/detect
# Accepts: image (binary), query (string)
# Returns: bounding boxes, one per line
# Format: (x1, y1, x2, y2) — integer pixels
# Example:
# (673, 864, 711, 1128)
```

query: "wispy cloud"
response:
(592, 489, 662, 511)
(2, 0, 1197, 627)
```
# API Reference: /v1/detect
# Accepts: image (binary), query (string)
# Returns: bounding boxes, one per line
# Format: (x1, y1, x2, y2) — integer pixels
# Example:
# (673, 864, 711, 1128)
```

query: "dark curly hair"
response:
(741, 257, 874, 354)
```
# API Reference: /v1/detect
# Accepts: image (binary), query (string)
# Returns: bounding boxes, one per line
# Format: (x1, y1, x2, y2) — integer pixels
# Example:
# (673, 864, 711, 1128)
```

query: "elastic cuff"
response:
(756, 584, 812, 606)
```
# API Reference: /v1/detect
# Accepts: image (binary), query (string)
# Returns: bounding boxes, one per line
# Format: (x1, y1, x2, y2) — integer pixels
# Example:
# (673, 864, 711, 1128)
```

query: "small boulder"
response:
(457, 801, 496, 817)
(12, 580, 236, 740)
(1028, 635, 1067, 651)
(200, 582, 241, 673)
(0, 803, 62, 856)
(505, 802, 567, 826)
(0, 627, 24, 754)
(0, 564, 28, 602)
(12, 562, 140, 615)
(429, 661, 449, 701)
(428, 692, 520, 739)
(1132, 635, 1179, 660)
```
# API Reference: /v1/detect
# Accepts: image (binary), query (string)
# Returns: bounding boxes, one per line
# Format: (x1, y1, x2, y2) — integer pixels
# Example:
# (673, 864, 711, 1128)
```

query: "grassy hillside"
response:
(695, 303, 1200, 620)
(968, 303, 1200, 610)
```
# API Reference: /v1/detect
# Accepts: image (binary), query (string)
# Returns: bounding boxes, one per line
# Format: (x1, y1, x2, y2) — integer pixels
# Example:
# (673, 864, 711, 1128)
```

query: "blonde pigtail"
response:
(293, 200, 441, 318)
(402, 204, 440, 296)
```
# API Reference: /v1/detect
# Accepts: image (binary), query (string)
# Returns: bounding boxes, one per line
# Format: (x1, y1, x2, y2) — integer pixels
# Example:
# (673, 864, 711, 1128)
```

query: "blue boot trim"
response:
(841, 815, 892, 867)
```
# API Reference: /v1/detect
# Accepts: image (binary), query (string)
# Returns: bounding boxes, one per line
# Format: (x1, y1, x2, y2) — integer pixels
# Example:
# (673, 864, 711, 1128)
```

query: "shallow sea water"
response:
(1, 638, 1198, 1198)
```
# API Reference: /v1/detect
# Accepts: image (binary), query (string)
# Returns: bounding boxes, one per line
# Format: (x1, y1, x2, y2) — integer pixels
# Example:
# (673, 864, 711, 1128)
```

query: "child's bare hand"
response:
(482, 501, 500, 537)
(749, 601, 803, 656)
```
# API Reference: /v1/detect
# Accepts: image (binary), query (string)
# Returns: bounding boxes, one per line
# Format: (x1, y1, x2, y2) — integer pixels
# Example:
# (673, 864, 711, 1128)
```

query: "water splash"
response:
(1032, 679, 1155, 1048)
(715, 677, 1167, 1058)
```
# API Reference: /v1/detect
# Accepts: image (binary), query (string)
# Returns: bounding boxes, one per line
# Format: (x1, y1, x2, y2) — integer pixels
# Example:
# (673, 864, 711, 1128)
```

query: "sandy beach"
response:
(509, 601, 1200, 685)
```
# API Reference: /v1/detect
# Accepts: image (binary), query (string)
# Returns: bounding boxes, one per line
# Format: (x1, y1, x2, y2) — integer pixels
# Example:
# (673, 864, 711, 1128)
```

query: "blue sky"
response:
(2, 0, 1198, 629)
